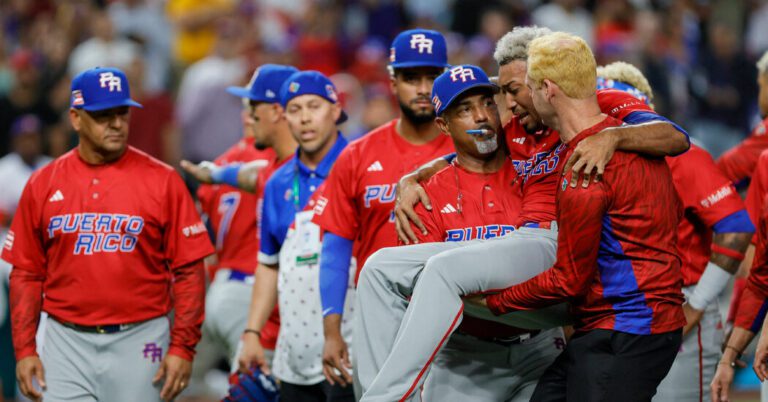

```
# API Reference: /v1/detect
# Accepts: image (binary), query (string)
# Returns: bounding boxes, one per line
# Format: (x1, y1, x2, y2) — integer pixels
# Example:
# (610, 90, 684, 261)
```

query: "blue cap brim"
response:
(226, 86, 254, 99)
(80, 98, 143, 111)
(438, 83, 499, 116)
(390, 61, 450, 69)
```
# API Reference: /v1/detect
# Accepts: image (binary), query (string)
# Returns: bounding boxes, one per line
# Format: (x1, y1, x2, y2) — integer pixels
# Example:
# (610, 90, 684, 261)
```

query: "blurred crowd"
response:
(1, 0, 768, 398)
(0, 0, 767, 168)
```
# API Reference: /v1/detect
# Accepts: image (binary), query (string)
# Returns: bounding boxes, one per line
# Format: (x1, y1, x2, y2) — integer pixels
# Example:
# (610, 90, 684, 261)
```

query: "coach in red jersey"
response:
(310, 29, 454, 388)
(477, 33, 685, 401)
(2, 67, 214, 402)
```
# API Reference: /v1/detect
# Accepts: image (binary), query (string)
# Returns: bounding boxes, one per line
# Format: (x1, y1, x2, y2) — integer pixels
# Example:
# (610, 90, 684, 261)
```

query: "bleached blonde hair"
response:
(597, 61, 655, 109)
(493, 26, 552, 66)
(758, 50, 768, 77)
(527, 32, 596, 99)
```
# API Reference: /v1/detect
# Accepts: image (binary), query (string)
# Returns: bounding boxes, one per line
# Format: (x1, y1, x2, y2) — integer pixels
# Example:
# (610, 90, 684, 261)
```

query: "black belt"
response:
(56, 318, 140, 334)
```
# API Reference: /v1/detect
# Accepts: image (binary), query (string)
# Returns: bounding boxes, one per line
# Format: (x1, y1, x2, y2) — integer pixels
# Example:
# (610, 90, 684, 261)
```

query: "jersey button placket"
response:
(90, 176, 100, 202)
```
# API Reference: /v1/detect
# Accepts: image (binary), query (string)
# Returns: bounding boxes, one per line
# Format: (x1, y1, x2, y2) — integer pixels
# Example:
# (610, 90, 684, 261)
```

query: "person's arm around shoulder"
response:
(394, 155, 453, 243)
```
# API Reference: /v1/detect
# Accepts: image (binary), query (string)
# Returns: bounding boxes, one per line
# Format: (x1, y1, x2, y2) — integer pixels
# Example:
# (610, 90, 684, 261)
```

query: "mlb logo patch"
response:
(390, 48, 396, 63)
(561, 178, 568, 191)
(289, 82, 301, 93)
(325, 85, 338, 102)
(284, 188, 293, 201)
(72, 90, 85, 106)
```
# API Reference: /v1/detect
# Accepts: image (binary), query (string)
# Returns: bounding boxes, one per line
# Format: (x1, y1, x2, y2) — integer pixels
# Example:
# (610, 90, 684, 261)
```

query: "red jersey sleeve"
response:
(163, 172, 214, 268)
(312, 149, 359, 240)
(2, 176, 45, 272)
(669, 146, 745, 226)
(597, 89, 654, 120)
(717, 118, 768, 185)
(735, 199, 768, 332)
(486, 178, 609, 313)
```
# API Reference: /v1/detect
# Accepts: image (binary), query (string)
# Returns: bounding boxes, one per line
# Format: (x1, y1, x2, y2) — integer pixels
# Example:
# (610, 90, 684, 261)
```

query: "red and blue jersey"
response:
(666, 145, 747, 286)
(505, 89, 657, 226)
(197, 138, 275, 275)
(312, 120, 455, 279)
(487, 117, 686, 335)
(414, 159, 528, 337)
(717, 117, 768, 187)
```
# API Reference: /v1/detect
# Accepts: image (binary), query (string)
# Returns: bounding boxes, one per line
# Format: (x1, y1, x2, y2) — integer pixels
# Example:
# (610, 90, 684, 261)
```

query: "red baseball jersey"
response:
(736, 151, 768, 332)
(414, 159, 529, 337)
(506, 89, 655, 226)
(2, 146, 214, 360)
(487, 117, 686, 335)
(746, 151, 768, 237)
(666, 144, 746, 285)
(197, 138, 275, 275)
(717, 117, 768, 185)
(312, 119, 454, 280)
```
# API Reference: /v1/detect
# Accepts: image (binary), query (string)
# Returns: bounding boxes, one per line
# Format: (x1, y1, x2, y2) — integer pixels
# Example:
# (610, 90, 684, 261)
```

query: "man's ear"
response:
(543, 79, 557, 102)
(435, 116, 449, 134)
(271, 103, 284, 124)
(69, 109, 81, 131)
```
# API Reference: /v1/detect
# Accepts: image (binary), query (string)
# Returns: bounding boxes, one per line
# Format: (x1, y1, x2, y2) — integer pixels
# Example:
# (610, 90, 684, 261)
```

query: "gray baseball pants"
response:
(355, 224, 565, 402)
(39, 315, 169, 402)
(653, 286, 724, 402)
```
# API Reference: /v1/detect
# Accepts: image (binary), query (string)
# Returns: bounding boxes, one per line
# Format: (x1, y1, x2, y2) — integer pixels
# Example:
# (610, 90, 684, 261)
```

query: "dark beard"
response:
(399, 100, 435, 126)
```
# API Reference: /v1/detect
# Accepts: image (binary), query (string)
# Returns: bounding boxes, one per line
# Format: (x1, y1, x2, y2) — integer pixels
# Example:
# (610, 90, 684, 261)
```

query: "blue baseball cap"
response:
(389, 29, 449, 69)
(280, 71, 348, 124)
(70, 67, 142, 111)
(431, 65, 498, 116)
(226, 64, 299, 103)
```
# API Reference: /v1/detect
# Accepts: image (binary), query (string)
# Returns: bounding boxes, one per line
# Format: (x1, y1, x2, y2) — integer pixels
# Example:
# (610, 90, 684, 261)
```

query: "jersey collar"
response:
(294, 131, 348, 179)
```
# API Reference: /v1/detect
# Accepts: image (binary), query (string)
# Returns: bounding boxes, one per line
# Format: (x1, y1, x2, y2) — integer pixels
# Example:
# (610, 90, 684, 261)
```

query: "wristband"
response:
(243, 329, 261, 338)
(211, 164, 243, 187)
(711, 244, 745, 261)
(687, 261, 732, 310)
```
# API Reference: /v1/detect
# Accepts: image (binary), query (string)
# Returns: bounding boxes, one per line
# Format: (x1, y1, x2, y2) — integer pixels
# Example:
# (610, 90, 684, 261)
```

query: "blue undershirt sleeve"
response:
(319, 231, 354, 317)
(712, 209, 756, 234)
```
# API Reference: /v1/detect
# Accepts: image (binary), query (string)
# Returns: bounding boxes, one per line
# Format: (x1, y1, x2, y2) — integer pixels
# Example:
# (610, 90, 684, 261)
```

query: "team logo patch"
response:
(284, 188, 293, 201)
(72, 90, 85, 106)
(449, 66, 476, 83)
(289, 82, 300, 93)
(325, 85, 338, 102)
(409, 34, 434, 54)
(142, 343, 163, 363)
(98, 72, 122, 92)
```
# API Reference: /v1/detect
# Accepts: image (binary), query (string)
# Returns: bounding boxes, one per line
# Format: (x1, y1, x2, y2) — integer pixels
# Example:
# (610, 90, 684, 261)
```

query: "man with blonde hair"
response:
(481, 31, 685, 401)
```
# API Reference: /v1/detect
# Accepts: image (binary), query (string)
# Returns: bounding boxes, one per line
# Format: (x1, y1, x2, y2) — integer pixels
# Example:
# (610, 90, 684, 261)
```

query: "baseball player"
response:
(472, 32, 684, 400)
(2, 67, 214, 402)
(410, 64, 566, 401)
(355, 27, 687, 395)
(595, 61, 755, 402)
(355, 27, 691, 401)
(711, 149, 768, 402)
(309, 29, 454, 389)
(183, 65, 298, 375)
(242, 70, 356, 402)
(716, 50, 768, 187)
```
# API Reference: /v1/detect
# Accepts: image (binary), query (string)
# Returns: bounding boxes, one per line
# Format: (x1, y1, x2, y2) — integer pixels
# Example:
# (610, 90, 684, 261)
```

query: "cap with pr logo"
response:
(70, 67, 142, 111)
(226, 64, 299, 103)
(389, 29, 449, 69)
(431, 65, 498, 116)
(279, 71, 348, 124)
